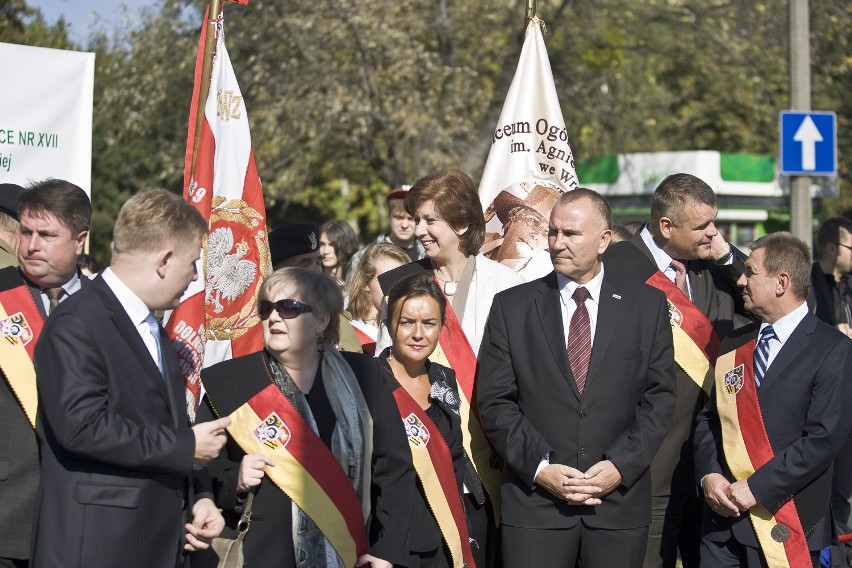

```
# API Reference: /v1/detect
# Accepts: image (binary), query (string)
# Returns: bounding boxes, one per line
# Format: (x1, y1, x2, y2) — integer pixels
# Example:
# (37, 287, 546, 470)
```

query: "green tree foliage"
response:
(0, 0, 74, 48)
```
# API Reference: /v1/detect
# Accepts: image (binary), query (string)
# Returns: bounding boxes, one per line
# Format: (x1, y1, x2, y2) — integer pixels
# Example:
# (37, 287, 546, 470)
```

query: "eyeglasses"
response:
(835, 242, 852, 251)
(258, 299, 313, 320)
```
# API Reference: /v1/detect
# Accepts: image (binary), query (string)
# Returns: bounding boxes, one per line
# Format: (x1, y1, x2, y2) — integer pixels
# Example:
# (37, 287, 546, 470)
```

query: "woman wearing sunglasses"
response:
(195, 268, 414, 568)
(378, 273, 475, 568)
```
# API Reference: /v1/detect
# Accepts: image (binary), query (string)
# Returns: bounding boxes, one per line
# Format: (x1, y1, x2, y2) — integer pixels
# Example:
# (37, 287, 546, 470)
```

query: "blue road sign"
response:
(780, 111, 837, 176)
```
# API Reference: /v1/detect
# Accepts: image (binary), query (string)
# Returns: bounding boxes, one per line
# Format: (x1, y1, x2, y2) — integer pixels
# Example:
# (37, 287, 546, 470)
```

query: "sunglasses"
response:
(258, 299, 313, 320)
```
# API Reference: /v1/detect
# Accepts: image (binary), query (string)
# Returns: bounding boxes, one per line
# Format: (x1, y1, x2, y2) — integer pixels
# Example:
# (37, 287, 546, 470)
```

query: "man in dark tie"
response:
(0, 179, 91, 568)
(695, 232, 852, 568)
(604, 173, 752, 568)
(31, 190, 229, 568)
(478, 187, 677, 567)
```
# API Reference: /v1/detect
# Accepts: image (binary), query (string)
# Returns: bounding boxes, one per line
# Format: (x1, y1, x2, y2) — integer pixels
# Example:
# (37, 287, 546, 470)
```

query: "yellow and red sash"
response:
(427, 278, 502, 523)
(647, 271, 720, 395)
(0, 276, 45, 428)
(392, 387, 475, 568)
(715, 343, 811, 567)
(226, 383, 367, 566)
(351, 325, 376, 357)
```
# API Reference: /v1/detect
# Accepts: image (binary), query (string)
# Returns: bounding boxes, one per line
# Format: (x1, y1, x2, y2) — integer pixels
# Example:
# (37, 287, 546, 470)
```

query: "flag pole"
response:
(190, 0, 224, 181)
(524, 0, 537, 29)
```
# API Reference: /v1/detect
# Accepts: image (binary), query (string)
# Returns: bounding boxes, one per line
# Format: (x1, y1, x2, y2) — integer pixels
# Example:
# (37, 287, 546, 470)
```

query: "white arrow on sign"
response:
(793, 115, 823, 171)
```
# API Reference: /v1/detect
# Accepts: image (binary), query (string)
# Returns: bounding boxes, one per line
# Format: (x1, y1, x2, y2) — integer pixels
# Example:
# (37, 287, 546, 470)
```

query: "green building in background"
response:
(577, 151, 804, 248)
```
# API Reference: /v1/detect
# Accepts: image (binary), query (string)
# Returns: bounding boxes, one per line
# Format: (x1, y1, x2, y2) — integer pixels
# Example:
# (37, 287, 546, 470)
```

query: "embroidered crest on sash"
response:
(667, 300, 683, 328)
(1, 312, 33, 347)
(254, 412, 291, 450)
(723, 364, 745, 395)
(403, 412, 430, 448)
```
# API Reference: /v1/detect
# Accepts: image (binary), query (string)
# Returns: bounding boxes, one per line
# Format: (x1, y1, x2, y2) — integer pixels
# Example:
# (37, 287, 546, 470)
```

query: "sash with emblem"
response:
(0, 269, 45, 428)
(392, 387, 475, 568)
(427, 276, 502, 522)
(646, 270, 720, 395)
(714, 343, 811, 567)
(206, 360, 367, 567)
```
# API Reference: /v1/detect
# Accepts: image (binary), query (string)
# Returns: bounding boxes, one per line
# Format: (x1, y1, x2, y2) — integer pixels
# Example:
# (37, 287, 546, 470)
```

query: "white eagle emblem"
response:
(1, 312, 33, 347)
(308, 231, 318, 250)
(403, 413, 430, 448)
(667, 300, 683, 328)
(205, 227, 257, 313)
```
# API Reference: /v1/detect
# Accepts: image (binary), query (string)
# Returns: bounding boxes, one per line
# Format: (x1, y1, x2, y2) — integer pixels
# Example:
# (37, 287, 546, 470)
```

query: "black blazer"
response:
(809, 262, 852, 326)
(30, 275, 203, 568)
(694, 313, 852, 550)
(604, 234, 751, 496)
(196, 350, 415, 568)
(477, 269, 677, 530)
(377, 351, 466, 554)
(0, 268, 87, 560)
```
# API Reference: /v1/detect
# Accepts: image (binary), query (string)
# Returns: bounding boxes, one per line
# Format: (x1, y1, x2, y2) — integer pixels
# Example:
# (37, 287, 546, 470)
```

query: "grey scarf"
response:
(269, 346, 373, 568)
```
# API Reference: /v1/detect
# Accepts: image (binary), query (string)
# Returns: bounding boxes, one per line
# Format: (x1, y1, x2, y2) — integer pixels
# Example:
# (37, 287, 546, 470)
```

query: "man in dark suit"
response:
(31, 190, 230, 568)
(477, 188, 677, 567)
(603, 173, 752, 568)
(809, 217, 852, 566)
(0, 179, 91, 568)
(810, 216, 852, 337)
(695, 232, 852, 568)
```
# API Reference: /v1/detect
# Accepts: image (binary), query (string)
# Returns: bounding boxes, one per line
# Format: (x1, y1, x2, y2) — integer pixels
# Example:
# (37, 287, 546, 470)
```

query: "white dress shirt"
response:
(759, 301, 809, 370)
(101, 268, 161, 368)
(639, 225, 693, 300)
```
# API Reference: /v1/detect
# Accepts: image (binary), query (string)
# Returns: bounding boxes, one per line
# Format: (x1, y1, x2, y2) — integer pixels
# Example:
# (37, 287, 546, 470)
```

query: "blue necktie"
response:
(145, 312, 165, 378)
(753, 325, 777, 388)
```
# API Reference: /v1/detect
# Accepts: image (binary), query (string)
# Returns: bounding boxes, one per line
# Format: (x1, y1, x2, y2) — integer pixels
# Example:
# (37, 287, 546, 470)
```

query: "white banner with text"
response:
(0, 42, 94, 195)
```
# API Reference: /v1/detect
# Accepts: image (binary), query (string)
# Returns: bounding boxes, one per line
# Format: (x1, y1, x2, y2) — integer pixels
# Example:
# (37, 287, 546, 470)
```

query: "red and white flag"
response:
(164, 1, 270, 421)
(478, 17, 580, 281)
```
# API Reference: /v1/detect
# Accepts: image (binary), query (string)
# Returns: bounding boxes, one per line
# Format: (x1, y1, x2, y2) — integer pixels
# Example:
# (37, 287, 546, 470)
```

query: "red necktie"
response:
(567, 286, 591, 396)
(670, 259, 689, 298)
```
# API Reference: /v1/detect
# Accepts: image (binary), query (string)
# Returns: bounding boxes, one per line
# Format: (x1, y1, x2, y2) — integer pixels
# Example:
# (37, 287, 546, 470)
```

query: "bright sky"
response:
(27, 0, 157, 45)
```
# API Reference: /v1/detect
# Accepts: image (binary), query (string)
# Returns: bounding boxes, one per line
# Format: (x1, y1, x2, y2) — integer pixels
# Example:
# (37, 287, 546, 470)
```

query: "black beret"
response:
(378, 258, 430, 296)
(0, 183, 24, 220)
(268, 223, 319, 267)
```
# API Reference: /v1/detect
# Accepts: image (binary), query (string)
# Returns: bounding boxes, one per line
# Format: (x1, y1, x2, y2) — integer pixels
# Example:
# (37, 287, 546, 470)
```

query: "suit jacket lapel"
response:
(758, 313, 816, 393)
(24, 280, 48, 320)
(94, 278, 172, 407)
(159, 330, 184, 428)
(685, 259, 714, 314)
(535, 274, 577, 397)
(587, 276, 622, 386)
(630, 231, 657, 267)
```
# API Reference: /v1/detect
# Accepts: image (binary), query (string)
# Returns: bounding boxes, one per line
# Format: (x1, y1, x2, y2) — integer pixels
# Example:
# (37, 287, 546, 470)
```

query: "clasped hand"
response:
(702, 473, 756, 517)
(536, 460, 622, 506)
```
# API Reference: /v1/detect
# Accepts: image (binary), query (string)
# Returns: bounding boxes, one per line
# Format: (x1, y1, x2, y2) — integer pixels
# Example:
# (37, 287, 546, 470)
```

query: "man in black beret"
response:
(0, 183, 23, 269)
(267, 223, 363, 353)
